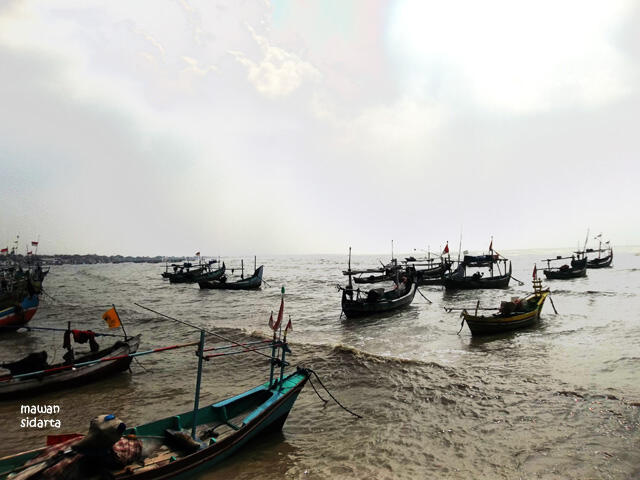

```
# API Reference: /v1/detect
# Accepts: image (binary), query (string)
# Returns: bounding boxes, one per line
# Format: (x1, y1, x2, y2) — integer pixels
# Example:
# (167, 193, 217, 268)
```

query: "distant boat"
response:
(585, 235, 613, 268)
(542, 254, 587, 279)
(341, 259, 417, 318)
(443, 255, 512, 290)
(166, 261, 221, 284)
(199, 265, 263, 290)
(461, 279, 549, 335)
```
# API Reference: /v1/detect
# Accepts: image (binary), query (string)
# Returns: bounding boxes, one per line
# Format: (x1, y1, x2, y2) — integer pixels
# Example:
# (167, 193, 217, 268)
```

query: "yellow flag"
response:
(102, 307, 121, 329)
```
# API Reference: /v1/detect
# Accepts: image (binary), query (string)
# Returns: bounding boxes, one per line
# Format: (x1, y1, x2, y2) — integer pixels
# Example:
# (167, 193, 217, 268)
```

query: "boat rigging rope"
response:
(416, 287, 432, 304)
(0, 324, 126, 337)
(134, 303, 274, 361)
(39, 287, 59, 303)
(307, 375, 328, 404)
(457, 311, 466, 335)
(307, 368, 362, 419)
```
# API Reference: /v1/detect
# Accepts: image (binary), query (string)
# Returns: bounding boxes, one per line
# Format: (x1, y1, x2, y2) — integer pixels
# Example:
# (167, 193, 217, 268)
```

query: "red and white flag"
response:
(285, 317, 293, 333)
(273, 296, 284, 331)
(0, 247, 7, 254)
(31, 241, 39, 246)
(442, 243, 449, 255)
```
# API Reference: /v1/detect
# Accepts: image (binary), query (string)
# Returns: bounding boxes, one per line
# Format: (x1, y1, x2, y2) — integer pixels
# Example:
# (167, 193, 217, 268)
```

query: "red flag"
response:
(31, 241, 39, 246)
(442, 243, 449, 255)
(195, 252, 200, 256)
(533, 265, 537, 279)
(0, 248, 7, 253)
(268, 312, 274, 330)
(285, 317, 293, 333)
(273, 297, 284, 331)
(27, 251, 33, 255)
(489, 239, 493, 251)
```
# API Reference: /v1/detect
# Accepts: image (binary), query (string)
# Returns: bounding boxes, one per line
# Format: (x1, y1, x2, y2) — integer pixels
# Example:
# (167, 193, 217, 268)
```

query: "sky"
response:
(0, 0, 638, 256)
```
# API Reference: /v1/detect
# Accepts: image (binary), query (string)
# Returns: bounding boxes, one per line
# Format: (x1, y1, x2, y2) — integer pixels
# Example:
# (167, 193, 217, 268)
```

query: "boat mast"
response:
(191, 329, 206, 440)
(348, 247, 353, 290)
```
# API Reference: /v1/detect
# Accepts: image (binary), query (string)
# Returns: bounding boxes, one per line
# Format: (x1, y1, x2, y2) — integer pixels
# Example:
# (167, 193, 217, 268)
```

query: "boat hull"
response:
(342, 284, 417, 318)
(0, 294, 39, 331)
(199, 266, 263, 290)
(543, 267, 587, 279)
(587, 253, 613, 269)
(443, 274, 511, 290)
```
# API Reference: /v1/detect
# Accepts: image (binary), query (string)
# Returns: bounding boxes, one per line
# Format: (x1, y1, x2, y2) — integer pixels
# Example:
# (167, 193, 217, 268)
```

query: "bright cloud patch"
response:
(231, 26, 320, 97)
(387, 0, 634, 113)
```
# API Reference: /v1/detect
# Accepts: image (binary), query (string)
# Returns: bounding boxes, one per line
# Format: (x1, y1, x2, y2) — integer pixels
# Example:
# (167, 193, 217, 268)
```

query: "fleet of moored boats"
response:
(0, 232, 614, 479)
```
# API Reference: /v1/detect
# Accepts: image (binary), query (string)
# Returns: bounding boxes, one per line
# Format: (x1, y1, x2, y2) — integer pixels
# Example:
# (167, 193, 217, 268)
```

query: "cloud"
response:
(387, 0, 637, 114)
(230, 25, 320, 97)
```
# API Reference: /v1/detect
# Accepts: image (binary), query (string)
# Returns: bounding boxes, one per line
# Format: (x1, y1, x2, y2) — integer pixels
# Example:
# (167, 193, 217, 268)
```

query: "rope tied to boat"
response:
(307, 368, 362, 419)
(457, 310, 467, 335)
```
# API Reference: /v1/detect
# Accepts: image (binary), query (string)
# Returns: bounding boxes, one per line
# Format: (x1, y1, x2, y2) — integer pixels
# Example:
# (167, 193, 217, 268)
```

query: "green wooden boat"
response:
(0, 369, 309, 479)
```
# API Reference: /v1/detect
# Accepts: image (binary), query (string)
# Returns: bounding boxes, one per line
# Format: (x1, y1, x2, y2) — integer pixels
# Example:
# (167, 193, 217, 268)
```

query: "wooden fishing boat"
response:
(0, 294, 39, 331)
(585, 236, 613, 269)
(587, 253, 613, 268)
(443, 256, 512, 290)
(412, 260, 452, 286)
(341, 271, 417, 318)
(0, 369, 308, 480)
(199, 265, 263, 290)
(0, 297, 311, 480)
(461, 279, 549, 335)
(0, 334, 140, 400)
(542, 255, 587, 279)
(346, 259, 401, 285)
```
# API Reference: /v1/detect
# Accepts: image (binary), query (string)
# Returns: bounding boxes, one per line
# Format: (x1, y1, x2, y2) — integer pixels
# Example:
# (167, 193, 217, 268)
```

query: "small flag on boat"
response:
(273, 296, 284, 331)
(102, 307, 122, 329)
(195, 251, 200, 256)
(442, 243, 449, 255)
(1, 247, 7, 254)
(268, 312, 274, 330)
(285, 317, 293, 333)
(533, 264, 537, 279)
(489, 238, 493, 251)
(27, 251, 33, 255)
(31, 241, 39, 246)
